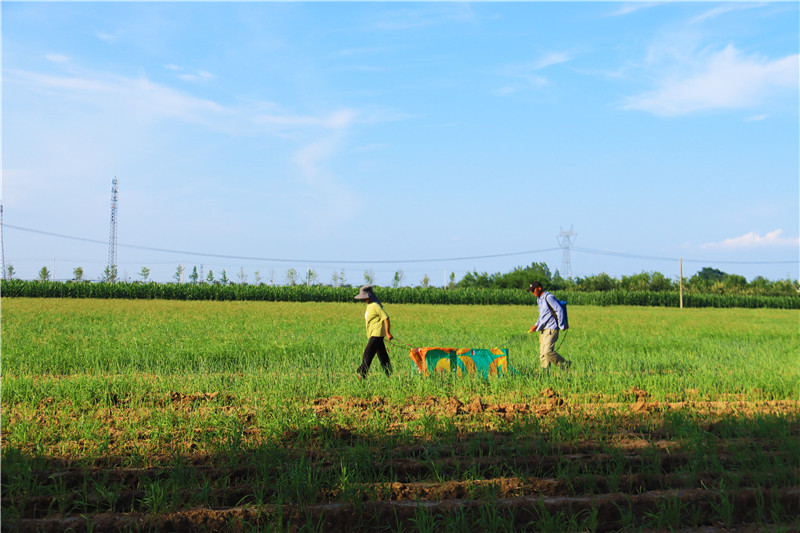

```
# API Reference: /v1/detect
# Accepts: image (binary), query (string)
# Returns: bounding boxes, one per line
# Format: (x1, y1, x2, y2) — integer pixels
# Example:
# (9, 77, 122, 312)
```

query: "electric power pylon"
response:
(107, 177, 119, 281)
(1, 204, 6, 280)
(556, 225, 577, 278)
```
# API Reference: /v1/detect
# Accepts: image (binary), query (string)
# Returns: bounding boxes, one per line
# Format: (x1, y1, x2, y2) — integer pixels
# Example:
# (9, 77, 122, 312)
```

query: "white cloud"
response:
(702, 230, 800, 250)
(252, 108, 358, 132)
(5, 67, 375, 138)
(7, 68, 224, 126)
(96, 31, 120, 43)
(623, 45, 799, 116)
(372, 4, 477, 31)
(494, 51, 572, 95)
(606, 3, 660, 17)
(164, 64, 216, 82)
(689, 4, 760, 25)
(534, 52, 574, 71)
(45, 54, 70, 63)
(178, 70, 216, 82)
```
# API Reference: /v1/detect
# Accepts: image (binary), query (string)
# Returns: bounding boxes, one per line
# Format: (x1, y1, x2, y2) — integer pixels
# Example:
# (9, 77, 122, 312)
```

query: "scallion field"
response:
(2, 297, 798, 532)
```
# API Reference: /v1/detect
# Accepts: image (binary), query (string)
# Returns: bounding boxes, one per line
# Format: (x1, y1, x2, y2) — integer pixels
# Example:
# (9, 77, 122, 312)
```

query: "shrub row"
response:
(1, 280, 798, 309)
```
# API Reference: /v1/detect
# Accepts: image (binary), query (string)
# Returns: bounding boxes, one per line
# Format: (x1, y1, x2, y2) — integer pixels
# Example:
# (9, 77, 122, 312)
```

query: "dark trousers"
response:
(358, 336, 392, 377)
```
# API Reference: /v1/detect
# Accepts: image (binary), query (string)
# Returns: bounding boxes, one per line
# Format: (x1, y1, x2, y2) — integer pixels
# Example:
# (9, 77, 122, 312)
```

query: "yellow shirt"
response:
(365, 302, 389, 338)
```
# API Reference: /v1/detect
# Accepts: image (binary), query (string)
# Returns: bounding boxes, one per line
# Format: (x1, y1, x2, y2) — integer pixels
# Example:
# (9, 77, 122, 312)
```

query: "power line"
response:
(3, 222, 797, 266)
(572, 247, 798, 265)
(1, 223, 559, 264)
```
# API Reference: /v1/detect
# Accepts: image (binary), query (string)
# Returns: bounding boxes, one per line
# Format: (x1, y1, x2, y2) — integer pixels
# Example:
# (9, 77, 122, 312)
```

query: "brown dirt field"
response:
(3, 392, 799, 532)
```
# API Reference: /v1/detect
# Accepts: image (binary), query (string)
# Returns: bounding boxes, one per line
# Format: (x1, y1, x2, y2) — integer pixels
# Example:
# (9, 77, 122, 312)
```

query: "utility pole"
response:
(108, 177, 119, 282)
(680, 258, 684, 309)
(556, 225, 577, 278)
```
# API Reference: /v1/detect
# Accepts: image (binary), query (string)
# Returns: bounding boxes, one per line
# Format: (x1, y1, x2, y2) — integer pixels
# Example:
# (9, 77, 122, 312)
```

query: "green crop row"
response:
(1, 279, 798, 308)
(2, 298, 798, 532)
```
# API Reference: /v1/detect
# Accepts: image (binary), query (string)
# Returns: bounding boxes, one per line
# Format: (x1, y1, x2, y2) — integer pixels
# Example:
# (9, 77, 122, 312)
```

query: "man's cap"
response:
(527, 281, 543, 292)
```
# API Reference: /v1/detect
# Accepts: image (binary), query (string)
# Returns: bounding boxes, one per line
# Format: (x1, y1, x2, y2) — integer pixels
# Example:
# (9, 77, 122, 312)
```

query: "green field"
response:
(2, 298, 799, 532)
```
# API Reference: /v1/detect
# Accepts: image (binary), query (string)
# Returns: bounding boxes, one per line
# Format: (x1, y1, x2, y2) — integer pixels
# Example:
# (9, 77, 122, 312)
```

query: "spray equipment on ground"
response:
(409, 347, 518, 377)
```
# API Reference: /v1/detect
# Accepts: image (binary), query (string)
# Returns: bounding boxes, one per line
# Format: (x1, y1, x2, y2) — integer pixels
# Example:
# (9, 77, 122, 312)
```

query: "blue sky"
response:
(3, 1, 798, 285)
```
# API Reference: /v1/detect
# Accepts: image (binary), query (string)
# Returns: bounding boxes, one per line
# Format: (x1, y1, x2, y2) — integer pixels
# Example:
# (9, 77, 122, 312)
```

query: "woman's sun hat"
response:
(354, 285, 373, 300)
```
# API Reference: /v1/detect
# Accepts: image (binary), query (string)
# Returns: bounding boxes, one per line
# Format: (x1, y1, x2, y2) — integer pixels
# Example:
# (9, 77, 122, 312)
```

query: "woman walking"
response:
(354, 285, 393, 377)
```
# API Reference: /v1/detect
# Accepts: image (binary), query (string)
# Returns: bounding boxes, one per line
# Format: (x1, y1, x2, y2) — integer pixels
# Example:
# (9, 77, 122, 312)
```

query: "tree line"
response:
(5, 262, 798, 298)
(458, 263, 798, 298)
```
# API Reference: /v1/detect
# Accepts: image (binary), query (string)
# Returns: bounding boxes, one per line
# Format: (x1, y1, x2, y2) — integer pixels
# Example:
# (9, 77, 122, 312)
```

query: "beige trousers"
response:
(539, 329, 566, 369)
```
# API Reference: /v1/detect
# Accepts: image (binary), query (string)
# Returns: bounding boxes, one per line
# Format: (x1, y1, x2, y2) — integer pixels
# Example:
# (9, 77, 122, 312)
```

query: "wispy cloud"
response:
(178, 70, 215, 82)
(45, 54, 70, 63)
(252, 109, 358, 132)
(164, 64, 216, 83)
(6, 61, 373, 233)
(533, 52, 573, 71)
(606, 3, 660, 17)
(8, 69, 225, 126)
(494, 51, 573, 95)
(702, 229, 800, 250)
(689, 4, 761, 25)
(623, 45, 799, 116)
(371, 4, 477, 31)
(6, 66, 376, 138)
(96, 31, 120, 43)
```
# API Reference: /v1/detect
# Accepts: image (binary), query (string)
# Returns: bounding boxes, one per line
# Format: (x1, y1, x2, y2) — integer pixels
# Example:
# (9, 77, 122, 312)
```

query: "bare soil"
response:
(3, 390, 799, 532)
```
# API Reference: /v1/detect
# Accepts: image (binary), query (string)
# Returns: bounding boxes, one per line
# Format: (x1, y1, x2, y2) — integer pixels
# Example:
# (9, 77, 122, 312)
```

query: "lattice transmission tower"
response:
(556, 225, 577, 278)
(1, 204, 6, 280)
(107, 177, 119, 281)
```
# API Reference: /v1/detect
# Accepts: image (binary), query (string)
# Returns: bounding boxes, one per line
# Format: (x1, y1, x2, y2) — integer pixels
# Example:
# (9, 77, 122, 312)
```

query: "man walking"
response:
(527, 281, 571, 370)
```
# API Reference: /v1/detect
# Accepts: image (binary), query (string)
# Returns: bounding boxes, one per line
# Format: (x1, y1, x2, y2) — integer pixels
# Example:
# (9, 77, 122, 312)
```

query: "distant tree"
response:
(496, 262, 551, 290)
(420, 273, 430, 288)
(254, 270, 263, 285)
(649, 271, 673, 292)
(73, 267, 85, 282)
(392, 270, 405, 288)
(447, 272, 456, 290)
(550, 270, 571, 291)
(458, 270, 494, 289)
(190, 266, 199, 284)
(577, 272, 617, 292)
(139, 266, 151, 282)
(459, 262, 551, 290)
(237, 267, 248, 285)
(219, 269, 229, 285)
(102, 265, 118, 283)
(6, 265, 14, 280)
(723, 274, 747, 292)
(38, 266, 51, 282)
(696, 267, 727, 282)
(206, 270, 215, 284)
(286, 268, 298, 286)
(173, 264, 185, 283)
(305, 268, 318, 286)
(364, 270, 375, 285)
